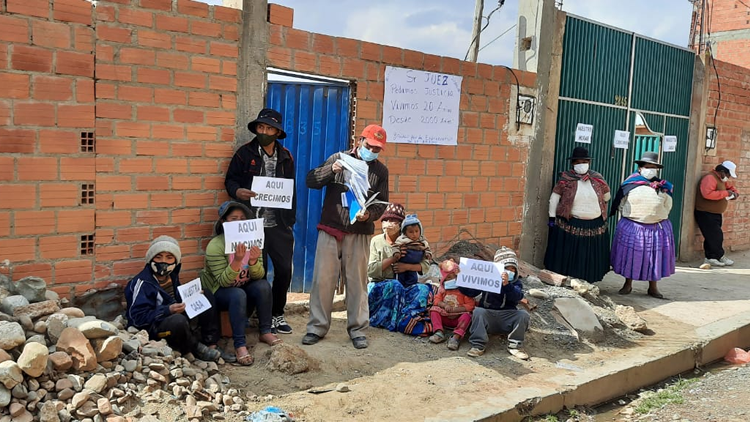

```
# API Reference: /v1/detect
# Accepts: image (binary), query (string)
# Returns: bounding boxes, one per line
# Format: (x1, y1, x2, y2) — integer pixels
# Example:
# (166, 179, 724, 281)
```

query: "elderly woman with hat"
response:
(200, 201, 282, 366)
(610, 151, 675, 299)
(367, 203, 435, 336)
(545, 147, 611, 283)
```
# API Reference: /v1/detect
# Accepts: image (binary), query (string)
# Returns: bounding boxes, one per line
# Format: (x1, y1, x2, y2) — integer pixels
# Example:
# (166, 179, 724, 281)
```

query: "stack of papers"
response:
(336, 154, 389, 223)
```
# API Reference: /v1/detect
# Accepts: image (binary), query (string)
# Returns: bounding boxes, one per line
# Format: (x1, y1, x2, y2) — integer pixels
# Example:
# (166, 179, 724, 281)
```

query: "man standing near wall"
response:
(695, 161, 740, 269)
(225, 108, 296, 334)
(302, 125, 390, 349)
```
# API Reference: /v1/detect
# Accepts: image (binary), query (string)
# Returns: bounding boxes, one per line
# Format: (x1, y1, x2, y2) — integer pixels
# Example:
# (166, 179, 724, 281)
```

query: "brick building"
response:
(690, 0, 750, 68)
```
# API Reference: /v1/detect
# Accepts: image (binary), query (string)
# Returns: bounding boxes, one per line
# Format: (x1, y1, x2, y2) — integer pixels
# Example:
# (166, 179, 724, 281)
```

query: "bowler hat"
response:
(635, 151, 663, 168)
(568, 147, 592, 161)
(248, 108, 286, 139)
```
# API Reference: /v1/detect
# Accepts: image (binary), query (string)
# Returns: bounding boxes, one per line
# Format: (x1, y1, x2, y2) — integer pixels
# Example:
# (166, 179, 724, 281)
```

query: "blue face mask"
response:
(504, 269, 516, 280)
(444, 280, 458, 290)
(358, 146, 379, 162)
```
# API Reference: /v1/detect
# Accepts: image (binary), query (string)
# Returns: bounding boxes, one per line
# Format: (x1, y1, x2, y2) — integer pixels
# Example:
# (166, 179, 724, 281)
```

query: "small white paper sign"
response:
(663, 135, 677, 152)
(250, 176, 294, 210)
(455, 257, 505, 294)
(575, 123, 593, 144)
(176, 278, 212, 319)
(223, 218, 265, 253)
(613, 130, 630, 149)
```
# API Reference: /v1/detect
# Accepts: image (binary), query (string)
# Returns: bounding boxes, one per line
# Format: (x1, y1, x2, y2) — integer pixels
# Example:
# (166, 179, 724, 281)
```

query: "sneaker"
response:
(720, 256, 734, 266)
(352, 336, 368, 349)
(192, 342, 220, 362)
(301, 333, 321, 345)
(447, 336, 460, 351)
(508, 348, 529, 360)
(467, 347, 485, 357)
(273, 315, 293, 334)
(706, 258, 725, 267)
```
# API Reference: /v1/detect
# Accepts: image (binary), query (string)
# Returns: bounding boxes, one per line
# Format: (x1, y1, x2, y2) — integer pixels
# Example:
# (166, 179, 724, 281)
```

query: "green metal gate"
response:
(554, 15, 695, 251)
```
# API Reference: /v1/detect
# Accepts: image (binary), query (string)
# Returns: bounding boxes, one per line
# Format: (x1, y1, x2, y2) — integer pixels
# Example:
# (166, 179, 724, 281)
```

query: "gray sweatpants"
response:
(469, 307, 530, 350)
(306, 231, 370, 339)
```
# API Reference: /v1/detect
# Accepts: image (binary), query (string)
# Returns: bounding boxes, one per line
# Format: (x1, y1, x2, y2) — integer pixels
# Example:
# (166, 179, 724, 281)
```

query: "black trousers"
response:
(154, 314, 197, 354)
(262, 225, 294, 316)
(199, 289, 220, 346)
(694, 210, 724, 259)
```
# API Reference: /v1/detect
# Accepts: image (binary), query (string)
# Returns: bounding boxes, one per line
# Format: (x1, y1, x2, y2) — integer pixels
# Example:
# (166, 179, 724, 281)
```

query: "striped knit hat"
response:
(493, 246, 518, 268)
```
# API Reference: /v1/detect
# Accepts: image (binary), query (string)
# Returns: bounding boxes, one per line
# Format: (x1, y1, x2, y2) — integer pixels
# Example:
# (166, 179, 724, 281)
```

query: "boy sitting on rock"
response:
(392, 214, 432, 287)
(125, 235, 220, 362)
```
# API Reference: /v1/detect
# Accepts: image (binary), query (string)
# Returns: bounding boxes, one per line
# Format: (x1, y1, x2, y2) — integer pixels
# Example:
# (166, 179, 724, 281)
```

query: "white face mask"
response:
(721, 176, 729, 182)
(640, 168, 659, 180)
(573, 163, 589, 175)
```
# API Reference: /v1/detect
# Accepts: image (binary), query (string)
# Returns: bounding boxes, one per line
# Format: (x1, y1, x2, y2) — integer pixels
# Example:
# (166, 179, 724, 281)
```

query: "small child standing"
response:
(392, 214, 432, 287)
(429, 259, 474, 350)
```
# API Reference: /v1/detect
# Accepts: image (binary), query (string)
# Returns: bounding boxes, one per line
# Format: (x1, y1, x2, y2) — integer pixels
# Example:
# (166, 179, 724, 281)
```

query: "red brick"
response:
(214, 6, 241, 23)
(267, 46, 291, 68)
(173, 142, 204, 156)
(55, 260, 93, 284)
(135, 175, 169, 191)
(312, 34, 335, 54)
(58, 105, 95, 128)
(0, 15, 29, 43)
(150, 192, 183, 208)
(12, 263, 53, 280)
(96, 44, 114, 63)
(56, 51, 94, 77)
(60, 157, 95, 180)
(209, 41, 238, 58)
(208, 75, 236, 92)
(96, 25, 132, 43)
(38, 236, 79, 260)
(120, 48, 155, 65)
(97, 102, 133, 119)
(0, 238, 35, 262)
(0, 74, 29, 99)
(32, 21, 71, 49)
(11, 45, 53, 72)
(222, 60, 237, 76)
(337, 38, 360, 57)
(96, 210, 132, 228)
(57, 209, 95, 233)
(94, 4, 116, 22)
(140, 0, 172, 11)
(53, 0, 92, 25)
(0, 101, 9, 126)
(116, 122, 151, 138)
(174, 72, 206, 89)
(14, 102, 55, 126)
(187, 126, 216, 141)
(175, 36, 206, 54)
(137, 67, 171, 85)
(0, 44, 7, 70)
(32, 76, 73, 101)
(188, 92, 219, 108)
(191, 56, 221, 73)
(155, 158, 188, 173)
(96, 175, 132, 191)
(190, 20, 221, 37)
(267, 4, 293, 27)
(174, 109, 204, 123)
(136, 210, 168, 225)
(136, 105, 170, 122)
(157, 51, 189, 69)
(118, 85, 153, 103)
(0, 158, 13, 182)
(155, 88, 186, 105)
(0, 129, 35, 153)
(177, 0, 209, 17)
(0, 184, 36, 208)
(118, 8, 153, 27)
(40, 183, 78, 207)
(78, 78, 95, 102)
(293, 50, 316, 73)
(223, 24, 239, 41)
(172, 176, 202, 190)
(342, 58, 365, 79)
(152, 124, 184, 140)
(14, 211, 56, 235)
(156, 14, 188, 33)
(17, 157, 57, 181)
(112, 193, 148, 209)
(7, 0, 48, 18)
(96, 63, 131, 81)
(137, 30, 172, 49)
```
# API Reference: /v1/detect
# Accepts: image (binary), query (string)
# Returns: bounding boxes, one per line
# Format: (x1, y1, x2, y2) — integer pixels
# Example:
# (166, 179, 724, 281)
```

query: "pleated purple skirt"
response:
(611, 218, 676, 282)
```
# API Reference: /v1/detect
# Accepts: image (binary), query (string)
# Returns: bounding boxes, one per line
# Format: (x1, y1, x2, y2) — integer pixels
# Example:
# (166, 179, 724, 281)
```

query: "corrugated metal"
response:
(660, 117, 691, 252)
(631, 37, 694, 117)
(559, 16, 631, 104)
(266, 82, 351, 292)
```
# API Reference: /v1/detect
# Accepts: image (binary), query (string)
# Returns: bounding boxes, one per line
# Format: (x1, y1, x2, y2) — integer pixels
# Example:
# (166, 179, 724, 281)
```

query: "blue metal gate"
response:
(266, 81, 351, 292)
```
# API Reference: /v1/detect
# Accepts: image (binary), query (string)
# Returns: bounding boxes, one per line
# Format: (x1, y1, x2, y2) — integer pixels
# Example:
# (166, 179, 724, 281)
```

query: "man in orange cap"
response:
(302, 125, 389, 349)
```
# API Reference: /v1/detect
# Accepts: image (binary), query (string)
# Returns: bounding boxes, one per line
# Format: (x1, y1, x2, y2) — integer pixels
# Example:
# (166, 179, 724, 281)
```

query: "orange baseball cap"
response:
(361, 124, 387, 149)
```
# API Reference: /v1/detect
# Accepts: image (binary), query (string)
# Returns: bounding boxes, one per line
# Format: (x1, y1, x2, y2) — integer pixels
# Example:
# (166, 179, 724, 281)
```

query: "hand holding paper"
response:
(176, 278, 213, 319)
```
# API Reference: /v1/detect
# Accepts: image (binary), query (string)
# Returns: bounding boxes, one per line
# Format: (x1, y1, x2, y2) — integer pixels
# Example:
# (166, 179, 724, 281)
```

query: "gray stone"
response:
(0, 350, 11, 363)
(76, 400, 98, 418)
(92, 336, 122, 362)
(49, 351, 73, 371)
(615, 305, 649, 333)
(335, 383, 350, 392)
(11, 383, 27, 399)
(265, 343, 318, 375)
(17, 342, 48, 377)
(13, 410, 32, 422)
(24, 334, 46, 345)
(73, 284, 125, 322)
(58, 308, 85, 319)
(12, 300, 59, 319)
(33, 320, 47, 334)
(44, 290, 60, 302)
(67, 374, 84, 391)
(122, 360, 137, 373)
(9, 402, 23, 417)
(554, 297, 604, 337)
(71, 390, 90, 409)
(27, 378, 39, 391)
(0, 296, 28, 315)
(58, 409, 72, 422)
(84, 374, 107, 394)
(14, 277, 47, 303)
(46, 314, 68, 344)
(149, 371, 166, 383)
(570, 278, 600, 297)
(0, 321, 25, 350)
(122, 339, 140, 354)
(0, 384, 8, 407)
(527, 288, 550, 299)
(58, 388, 75, 401)
(97, 397, 112, 415)
(39, 401, 60, 422)
(0, 361, 23, 389)
(0, 275, 13, 295)
(77, 320, 118, 340)
(18, 315, 33, 331)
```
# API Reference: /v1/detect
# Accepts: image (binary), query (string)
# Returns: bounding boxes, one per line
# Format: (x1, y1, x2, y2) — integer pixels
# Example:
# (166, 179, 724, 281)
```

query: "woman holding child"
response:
(367, 204, 435, 336)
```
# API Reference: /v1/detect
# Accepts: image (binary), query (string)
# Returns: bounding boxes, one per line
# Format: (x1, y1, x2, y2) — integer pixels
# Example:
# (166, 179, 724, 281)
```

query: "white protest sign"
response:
(382, 66, 462, 145)
(250, 176, 294, 210)
(663, 135, 677, 152)
(575, 123, 593, 144)
(223, 218, 265, 254)
(176, 278, 212, 319)
(455, 257, 505, 294)
(613, 130, 630, 149)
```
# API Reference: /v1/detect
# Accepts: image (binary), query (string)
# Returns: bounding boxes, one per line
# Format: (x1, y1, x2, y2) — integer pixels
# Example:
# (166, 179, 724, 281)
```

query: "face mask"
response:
(358, 146, 379, 162)
(256, 133, 277, 147)
(640, 168, 659, 180)
(443, 280, 458, 290)
(382, 221, 400, 235)
(504, 269, 516, 280)
(722, 176, 729, 182)
(573, 163, 589, 175)
(150, 261, 176, 277)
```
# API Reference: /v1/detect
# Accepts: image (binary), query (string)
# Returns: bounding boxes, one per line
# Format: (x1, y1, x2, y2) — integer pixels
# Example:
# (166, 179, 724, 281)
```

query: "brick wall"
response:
(0, 0, 241, 296)
(266, 6, 536, 254)
(696, 58, 750, 253)
(696, 1, 750, 69)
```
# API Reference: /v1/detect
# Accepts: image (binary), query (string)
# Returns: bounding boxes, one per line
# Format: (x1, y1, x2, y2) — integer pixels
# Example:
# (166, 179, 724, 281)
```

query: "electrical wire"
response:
(478, 24, 517, 52)
(499, 65, 521, 131)
(737, 0, 750, 10)
(464, 1, 506, 61)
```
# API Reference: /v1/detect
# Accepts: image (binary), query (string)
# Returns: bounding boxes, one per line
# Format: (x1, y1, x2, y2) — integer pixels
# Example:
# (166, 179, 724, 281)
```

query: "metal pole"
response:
(468, 0, 484, 62)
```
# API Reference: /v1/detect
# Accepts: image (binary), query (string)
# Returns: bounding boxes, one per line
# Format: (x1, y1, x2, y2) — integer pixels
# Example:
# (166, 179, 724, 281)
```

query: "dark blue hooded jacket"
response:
(458, 276, 525, 311)
(125, 263, 183, 336)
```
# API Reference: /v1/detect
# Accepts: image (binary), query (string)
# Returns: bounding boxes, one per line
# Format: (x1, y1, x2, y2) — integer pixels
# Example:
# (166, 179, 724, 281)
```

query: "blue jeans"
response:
(213, 280, 273, 349)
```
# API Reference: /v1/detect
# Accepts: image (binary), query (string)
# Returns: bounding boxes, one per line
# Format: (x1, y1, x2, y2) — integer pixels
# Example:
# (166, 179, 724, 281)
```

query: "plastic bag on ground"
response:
(724, 347, 750, 365)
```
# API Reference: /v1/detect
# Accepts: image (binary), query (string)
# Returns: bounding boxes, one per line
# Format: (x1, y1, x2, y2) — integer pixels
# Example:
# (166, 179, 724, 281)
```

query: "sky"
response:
(201, 0, 694, 66)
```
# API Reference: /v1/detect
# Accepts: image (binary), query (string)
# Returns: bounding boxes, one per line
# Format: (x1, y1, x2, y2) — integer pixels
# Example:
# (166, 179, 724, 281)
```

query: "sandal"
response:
(647, 289, 665, 300)
(259, 333, 283, 346)
(447, 336, 460, 351)
(236, 352, 254, 366)
(429, 331, 446, 344)
(618, 286, 632, 295)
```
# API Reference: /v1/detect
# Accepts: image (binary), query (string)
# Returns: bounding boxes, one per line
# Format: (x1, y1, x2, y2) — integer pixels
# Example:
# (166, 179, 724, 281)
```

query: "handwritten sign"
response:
(250, 176, 294, 210)
(663, 135, 677, 152)
(455, 257, 505, 294)
(613, 130, 630, 149)
(176, 278, 212, 319)
(382, 66, 462, 145)
(223, 218, 265, 254)
(575, 124, 593, 144)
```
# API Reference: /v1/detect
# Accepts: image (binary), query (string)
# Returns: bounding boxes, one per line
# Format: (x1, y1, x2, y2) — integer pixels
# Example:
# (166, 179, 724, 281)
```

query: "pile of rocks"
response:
(0, 275, 248, 422)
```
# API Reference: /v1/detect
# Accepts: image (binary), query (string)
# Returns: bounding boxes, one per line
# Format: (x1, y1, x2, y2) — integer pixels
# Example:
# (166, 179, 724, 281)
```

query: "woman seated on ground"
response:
(200, 201, 282, 366)
(367, 203, 435, 336)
